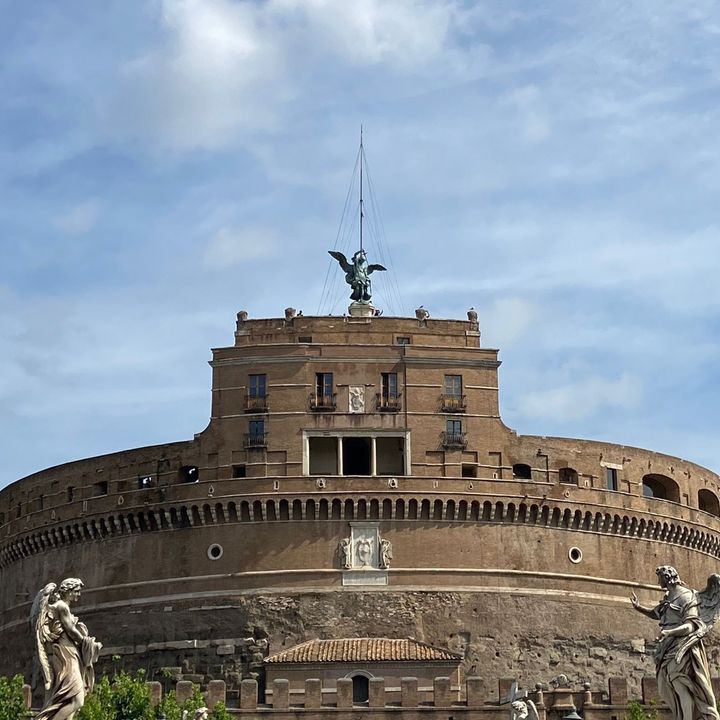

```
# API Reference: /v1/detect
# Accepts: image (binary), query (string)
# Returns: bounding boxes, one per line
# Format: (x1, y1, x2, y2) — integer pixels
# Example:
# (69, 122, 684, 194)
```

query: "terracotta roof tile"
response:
(265, 638, 461, 664)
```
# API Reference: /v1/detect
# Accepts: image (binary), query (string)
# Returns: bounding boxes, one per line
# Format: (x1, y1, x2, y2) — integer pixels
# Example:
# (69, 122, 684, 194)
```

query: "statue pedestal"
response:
(348, 302, 375, 318)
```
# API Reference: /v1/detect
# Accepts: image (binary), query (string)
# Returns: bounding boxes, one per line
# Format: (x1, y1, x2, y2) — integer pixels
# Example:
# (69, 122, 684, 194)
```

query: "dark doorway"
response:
(352, 675, 370, 703)
(343, 437, 371, 475)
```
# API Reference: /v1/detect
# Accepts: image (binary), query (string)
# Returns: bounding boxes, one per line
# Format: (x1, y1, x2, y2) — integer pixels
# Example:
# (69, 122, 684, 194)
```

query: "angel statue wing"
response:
(526, 699, 539, 720)
(30, 582, 57, 690)
(367, 263, 387, 274)
(676, 573, 720, 663)
(328, 251, 352, 273)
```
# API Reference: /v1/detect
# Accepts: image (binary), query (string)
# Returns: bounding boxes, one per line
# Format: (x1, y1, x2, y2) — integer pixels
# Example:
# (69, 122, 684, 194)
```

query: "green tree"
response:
(0, 675, 31, 720)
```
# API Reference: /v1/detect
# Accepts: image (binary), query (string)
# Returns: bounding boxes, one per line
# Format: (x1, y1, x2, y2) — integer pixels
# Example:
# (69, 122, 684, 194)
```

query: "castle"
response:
(3, 289, 720, 705)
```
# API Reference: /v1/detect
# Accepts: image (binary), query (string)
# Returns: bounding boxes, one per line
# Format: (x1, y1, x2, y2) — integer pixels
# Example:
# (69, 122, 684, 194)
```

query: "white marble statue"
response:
(510, 699, 539, 720)
(356, 538, 373, 567)
(631, 566, 720, 720)
(31, 578, 102, 720)
(339, 538, 352, 569)
(379, 538, 393, 569)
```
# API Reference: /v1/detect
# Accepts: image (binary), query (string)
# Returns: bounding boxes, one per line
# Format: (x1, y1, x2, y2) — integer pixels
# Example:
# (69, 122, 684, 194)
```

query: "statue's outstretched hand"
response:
(630, 591, 640, 608)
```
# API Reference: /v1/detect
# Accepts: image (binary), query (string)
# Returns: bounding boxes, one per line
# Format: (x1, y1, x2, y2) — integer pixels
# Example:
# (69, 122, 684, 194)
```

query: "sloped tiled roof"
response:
(265, 638, 462, 664)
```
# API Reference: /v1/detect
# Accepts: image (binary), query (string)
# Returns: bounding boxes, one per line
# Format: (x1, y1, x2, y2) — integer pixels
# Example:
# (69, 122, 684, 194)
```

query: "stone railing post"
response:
(434, 677, 451, 706)
(466, 677, 483, 707)
(273, 679, 289, 710)
(146, 681, 162, 707)
(336, 678, 353, 709)
(369, 677, 385, 708)
(176, 681, 194, 705)
(305, 678, 322, 709)
(240, 679, 258, 710)
(22, 684, 32, 710)
(401, 677, 418, 707)
(207, 680, 226, 708)
(642, 677, 660, 704)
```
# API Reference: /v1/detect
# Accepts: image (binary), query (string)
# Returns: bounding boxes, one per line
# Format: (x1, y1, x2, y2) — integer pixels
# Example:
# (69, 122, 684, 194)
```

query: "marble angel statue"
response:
(631, 566, 720, 720)
(510, 698, 539, 720)
(31, 578, 102, 720)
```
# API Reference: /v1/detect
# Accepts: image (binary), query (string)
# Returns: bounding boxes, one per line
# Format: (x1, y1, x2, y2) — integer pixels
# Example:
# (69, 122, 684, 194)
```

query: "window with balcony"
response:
(179, 465, 199, 483)
(378, 372, 401, 412)
(443, 419, 466, 449)
(245, 419, 267, 449)
(311, 372, 336, 411)
(246, 373, 268, 412)
(442, 374, 466, 412)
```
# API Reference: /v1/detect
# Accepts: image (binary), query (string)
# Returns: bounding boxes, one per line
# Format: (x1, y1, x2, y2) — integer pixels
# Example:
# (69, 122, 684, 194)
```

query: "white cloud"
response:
(52, 200, 100, 234)
(203, 226, 279, 268)
(519, 372, 643, 422)
(106, 0, 478, 149)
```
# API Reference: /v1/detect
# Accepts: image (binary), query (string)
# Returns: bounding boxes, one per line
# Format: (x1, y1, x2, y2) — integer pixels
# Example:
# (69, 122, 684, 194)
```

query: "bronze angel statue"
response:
(328, 249, 386, 303)
(31, 578, 102, 720)
(631, 566, 720, 720)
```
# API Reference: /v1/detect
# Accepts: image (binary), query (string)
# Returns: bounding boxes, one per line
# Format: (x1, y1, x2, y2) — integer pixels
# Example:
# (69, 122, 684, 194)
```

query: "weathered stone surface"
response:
(216, 644, 235, 656)
(434, 677, 451, 707)
(304, 678, 321, 709)
(207, 679, 226, 708)
(369, 677, 385, 708)
(402, 677, 418, 707)
(336, 678, 353, 709)
(176, 681, 194, 704)
(273, 679, 289, 710)
(240, 679, 258, 710)
(147, 682, 162, 707)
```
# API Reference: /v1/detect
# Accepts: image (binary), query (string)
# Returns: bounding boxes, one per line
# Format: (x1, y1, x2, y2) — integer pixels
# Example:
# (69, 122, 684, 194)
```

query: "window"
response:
(232, 464, 247, 478)
(67, 486, 75, 503)
(442, 374, 466, 412)
(445, 375, 462, 397)
(93, 481, 108, 497)
(699, 489, 720, 516)
(512, 463, 532, 480)
(248, 374, 267, 398)
(462, 464, 477, 478)
(311, 373, 336, 411)
(606, 467, 618, 491)
(559, 467, 579, 485)
(396, 336, 411, 345)
(447, 419, 462, 435)
(316, 372, 333, 397)
(179, 465, 199, 483)
(138, 475, 154, 489)
(378, 372, 401, 411)
(381, 372, 398, 399)
(298, 336, 313, 343)
(245, 419, 267, 449)
(443, 419, 466, 449)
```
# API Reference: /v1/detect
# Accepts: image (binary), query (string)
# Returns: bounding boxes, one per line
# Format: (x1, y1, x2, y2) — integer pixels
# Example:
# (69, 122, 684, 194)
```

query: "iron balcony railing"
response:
(441, 394, 467, 413)
(310, 393, 337, 412)
(376, 393, 402, 412)
(244, 394, 269, 413)
(442, 431, 467, 449)
(244, 432, 268, 449)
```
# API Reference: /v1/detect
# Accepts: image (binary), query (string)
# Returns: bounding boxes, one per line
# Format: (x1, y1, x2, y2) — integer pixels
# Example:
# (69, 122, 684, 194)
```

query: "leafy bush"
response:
(625, 699, 658, 720)
(77, 671, 151, 720)
(0, 675, 31, 720)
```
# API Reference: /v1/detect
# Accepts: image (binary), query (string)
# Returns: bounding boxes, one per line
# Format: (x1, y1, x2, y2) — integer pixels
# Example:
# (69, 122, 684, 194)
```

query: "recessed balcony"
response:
(310, 393, 337, 412)
(244, 432, 268, 449)
(376, 393, 402, 412)
(442, 431, 467, 449)
(244, 394, 269, 413)
(441, 394, 466, 413)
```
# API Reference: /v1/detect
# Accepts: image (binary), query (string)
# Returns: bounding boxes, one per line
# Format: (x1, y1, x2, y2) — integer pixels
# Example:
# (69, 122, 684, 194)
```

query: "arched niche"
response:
(698, 488, 720, 517)
(642, 473, 680, 503)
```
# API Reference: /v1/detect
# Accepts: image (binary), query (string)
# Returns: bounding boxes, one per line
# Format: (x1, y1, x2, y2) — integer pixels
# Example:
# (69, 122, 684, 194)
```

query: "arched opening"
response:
(558, 467, 578, 485)
(351, 675, 370, 704)
(699, 489, 720, 517)
(512, 463, 532, 480)
(642, 474, 680, 503)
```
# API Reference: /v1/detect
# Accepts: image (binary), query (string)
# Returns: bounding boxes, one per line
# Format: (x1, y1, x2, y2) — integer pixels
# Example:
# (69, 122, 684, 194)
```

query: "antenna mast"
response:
(359, 125, 364, 254)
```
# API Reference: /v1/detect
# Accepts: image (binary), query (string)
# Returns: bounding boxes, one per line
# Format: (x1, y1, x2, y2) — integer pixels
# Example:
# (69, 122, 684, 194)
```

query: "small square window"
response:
(233, 464, 247, 478)
(138, 475, 154, 489)
(396, 337, 411, 345)
(462, 464, 477, 478)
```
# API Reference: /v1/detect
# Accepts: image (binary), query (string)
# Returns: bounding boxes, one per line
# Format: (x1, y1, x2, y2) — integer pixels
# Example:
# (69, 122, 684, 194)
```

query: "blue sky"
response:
(2, 0, 720, 486)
